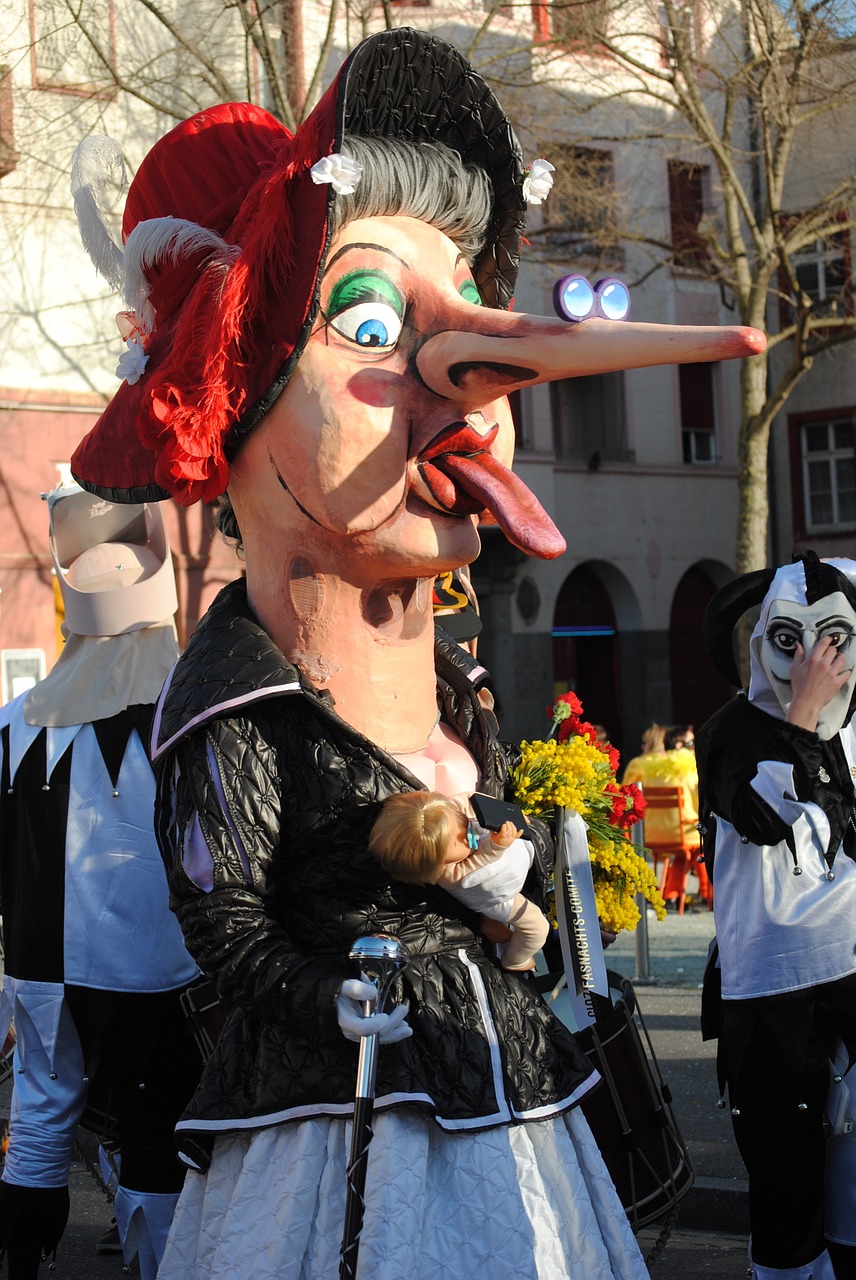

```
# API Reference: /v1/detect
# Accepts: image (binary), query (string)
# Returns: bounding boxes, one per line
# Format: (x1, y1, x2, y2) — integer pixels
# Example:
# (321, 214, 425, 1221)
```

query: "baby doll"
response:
(370, 791, 550, 971)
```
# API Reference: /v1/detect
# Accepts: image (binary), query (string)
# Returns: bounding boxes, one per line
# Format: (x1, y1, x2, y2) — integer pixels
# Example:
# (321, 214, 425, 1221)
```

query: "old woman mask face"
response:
(229, 213, 535, 578)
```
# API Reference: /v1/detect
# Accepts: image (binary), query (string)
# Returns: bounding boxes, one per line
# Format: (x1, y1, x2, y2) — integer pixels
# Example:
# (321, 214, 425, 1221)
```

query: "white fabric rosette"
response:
(523, 158, 555, 205)
(310, 153, 363, 196)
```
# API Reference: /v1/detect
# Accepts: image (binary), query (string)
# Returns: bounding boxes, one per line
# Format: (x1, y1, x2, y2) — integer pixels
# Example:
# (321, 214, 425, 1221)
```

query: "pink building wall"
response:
(0, 389, 240, 693)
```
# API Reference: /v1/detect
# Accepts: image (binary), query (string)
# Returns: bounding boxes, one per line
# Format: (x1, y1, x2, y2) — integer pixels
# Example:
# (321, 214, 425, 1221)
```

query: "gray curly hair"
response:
(214, 137, 494, 553)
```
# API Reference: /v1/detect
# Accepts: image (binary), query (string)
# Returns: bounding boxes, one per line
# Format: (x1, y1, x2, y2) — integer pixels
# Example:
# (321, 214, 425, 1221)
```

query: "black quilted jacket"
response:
(152, 580, 596, 1160)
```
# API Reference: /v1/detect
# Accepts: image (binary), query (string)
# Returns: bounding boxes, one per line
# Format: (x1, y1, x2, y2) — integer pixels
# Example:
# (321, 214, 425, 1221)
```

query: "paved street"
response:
(638, 1226, 751, 1277)
(608, 900, 751, 1231)
(555, 902, 754, 1276)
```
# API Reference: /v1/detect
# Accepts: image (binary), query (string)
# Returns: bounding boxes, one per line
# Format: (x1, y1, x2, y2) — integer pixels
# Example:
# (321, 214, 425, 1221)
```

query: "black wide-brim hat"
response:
(70, 28, 526, 507)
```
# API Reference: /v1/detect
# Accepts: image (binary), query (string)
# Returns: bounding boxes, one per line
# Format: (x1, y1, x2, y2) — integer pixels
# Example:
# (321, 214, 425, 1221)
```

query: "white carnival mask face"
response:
(760, 590, 856, 739)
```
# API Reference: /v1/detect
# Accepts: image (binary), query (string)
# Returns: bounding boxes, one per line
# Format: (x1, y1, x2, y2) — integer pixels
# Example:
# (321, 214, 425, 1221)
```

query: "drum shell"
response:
(553, 972, 694, 1230)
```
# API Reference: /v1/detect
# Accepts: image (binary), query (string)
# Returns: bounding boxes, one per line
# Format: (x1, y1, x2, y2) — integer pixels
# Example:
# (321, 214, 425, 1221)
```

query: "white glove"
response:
(336, 978, 413, 1044)
(454, 837, 534, 915)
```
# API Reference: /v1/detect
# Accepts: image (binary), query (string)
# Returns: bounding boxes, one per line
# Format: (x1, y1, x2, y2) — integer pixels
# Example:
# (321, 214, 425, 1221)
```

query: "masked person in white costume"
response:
(0, 486, 200, 1280)
(697, 552, 856, 1280)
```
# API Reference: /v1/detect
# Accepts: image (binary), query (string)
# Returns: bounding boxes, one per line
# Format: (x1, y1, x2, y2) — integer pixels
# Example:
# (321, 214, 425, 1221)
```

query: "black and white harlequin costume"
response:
(0, 487, 199, 1280)
(698, 555, 856, 1280)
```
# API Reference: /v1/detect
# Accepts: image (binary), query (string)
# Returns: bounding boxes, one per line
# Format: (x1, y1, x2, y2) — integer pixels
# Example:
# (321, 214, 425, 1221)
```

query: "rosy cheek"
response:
(347, 369, 408, 409)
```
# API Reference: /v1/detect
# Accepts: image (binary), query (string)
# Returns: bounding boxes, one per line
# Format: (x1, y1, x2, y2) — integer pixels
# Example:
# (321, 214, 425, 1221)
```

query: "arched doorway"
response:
(669, 564, 733, 729)
(553, 564, 621, 748)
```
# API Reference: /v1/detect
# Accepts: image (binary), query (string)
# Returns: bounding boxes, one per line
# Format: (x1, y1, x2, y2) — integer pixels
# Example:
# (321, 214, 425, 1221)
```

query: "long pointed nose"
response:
(415, 308, 766, 404)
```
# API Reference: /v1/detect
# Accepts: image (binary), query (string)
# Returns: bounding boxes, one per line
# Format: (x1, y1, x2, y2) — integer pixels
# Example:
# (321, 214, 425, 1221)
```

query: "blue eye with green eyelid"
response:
(327, 269, 405, 350)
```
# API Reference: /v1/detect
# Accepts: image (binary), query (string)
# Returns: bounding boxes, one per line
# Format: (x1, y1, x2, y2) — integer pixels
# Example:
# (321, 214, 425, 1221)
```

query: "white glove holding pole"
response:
(336, 978, 413, 1043)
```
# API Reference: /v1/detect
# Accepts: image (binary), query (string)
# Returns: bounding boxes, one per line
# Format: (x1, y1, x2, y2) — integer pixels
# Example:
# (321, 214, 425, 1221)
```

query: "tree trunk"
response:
(735, 353, 771, 575)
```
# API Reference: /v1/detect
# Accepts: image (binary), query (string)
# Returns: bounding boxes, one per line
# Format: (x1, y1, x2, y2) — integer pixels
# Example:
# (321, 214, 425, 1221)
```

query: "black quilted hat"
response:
(340, 29, 526, 311)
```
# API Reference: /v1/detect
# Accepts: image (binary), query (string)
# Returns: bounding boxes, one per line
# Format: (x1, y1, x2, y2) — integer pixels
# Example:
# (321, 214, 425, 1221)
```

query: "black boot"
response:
(0, 1182, 70, 1279)
(828, 1240, 856, 1280)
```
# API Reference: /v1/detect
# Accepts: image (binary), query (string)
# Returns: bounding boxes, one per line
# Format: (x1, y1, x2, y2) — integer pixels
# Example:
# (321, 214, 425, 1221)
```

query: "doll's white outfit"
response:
(437, 832, 550, 970)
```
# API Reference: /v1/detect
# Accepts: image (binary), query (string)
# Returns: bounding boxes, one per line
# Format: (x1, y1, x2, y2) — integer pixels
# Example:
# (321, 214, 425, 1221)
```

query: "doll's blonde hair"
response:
(370, 791, 467, 884)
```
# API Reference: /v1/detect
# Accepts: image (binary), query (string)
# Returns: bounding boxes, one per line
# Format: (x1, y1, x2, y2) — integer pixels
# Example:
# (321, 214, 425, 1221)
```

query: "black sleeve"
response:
(155, 720, 347, 1042)
(698, 704, 822, 846)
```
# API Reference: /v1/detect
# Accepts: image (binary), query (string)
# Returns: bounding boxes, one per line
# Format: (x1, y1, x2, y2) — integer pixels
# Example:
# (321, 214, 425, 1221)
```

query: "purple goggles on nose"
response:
(553, 275, 631, 324)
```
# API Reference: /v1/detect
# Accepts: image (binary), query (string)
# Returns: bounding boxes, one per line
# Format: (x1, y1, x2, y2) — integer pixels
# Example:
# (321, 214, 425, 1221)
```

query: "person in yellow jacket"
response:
(623, 727, 706, 906)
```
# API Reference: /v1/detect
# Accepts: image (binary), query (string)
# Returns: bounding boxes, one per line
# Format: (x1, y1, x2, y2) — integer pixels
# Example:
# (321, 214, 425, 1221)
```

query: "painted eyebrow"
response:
(767, 615, 802, 628)
(767, 613, 854, 629)
(324, 242, 412, 275)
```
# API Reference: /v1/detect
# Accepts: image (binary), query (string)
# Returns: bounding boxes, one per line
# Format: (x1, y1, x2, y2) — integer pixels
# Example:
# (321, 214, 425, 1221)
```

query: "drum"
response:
(545, 969, 695, 1230)
(0, 1027, 15, 1089)
(0, 1027, 14, 1163)
(180, 976, 229, 1060)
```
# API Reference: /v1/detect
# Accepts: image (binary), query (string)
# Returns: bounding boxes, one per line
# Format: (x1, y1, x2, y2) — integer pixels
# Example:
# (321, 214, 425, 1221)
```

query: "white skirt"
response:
(157, 1107, 649, 1279)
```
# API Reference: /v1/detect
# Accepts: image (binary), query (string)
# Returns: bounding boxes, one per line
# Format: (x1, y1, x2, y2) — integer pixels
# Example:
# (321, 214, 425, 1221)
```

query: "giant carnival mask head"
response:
(704, 552, 856, 740)
(49, 484, 177, 636)
(22, 483, 180, 730)
(69, 28, 764, 577)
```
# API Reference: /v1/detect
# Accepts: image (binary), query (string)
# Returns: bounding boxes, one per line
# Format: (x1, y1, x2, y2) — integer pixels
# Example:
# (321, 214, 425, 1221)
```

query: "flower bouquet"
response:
(510, 692, 666, 933)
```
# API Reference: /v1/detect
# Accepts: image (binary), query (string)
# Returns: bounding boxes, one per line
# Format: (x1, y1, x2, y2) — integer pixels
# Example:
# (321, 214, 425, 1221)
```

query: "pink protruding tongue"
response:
(438, 451, 566, 560)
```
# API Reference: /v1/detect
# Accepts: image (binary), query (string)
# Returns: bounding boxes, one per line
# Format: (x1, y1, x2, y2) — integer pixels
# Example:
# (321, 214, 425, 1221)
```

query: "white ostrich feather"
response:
(70, 136, 128, 293)
(122, 218, 239, 334)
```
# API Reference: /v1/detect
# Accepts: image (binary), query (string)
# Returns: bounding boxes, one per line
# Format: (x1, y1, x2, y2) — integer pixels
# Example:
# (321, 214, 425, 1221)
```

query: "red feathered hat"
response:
(70, 28, 527, 506)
